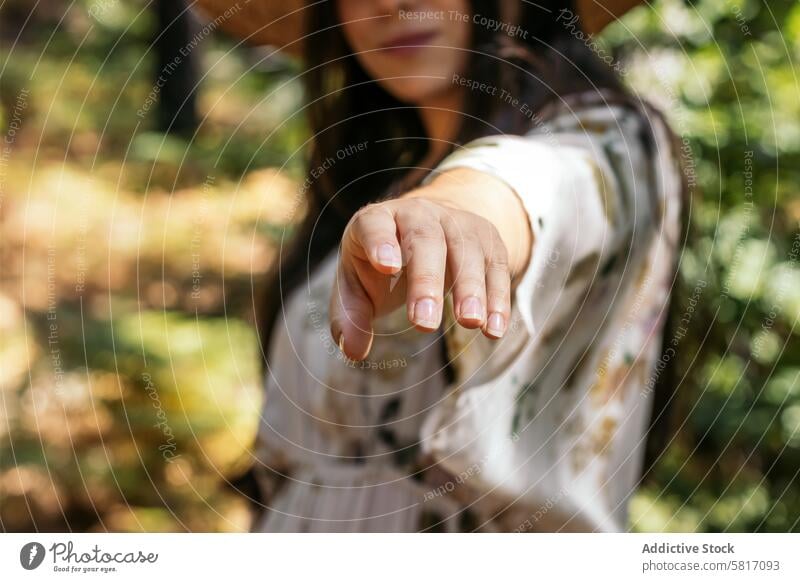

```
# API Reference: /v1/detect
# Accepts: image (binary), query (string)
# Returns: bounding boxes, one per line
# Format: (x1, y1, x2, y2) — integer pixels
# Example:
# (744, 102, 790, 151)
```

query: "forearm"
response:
(404, 167, 533, 281)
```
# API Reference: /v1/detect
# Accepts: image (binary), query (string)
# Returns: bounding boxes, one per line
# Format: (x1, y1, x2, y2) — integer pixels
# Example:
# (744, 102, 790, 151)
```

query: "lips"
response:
(379, 30, 440, 55)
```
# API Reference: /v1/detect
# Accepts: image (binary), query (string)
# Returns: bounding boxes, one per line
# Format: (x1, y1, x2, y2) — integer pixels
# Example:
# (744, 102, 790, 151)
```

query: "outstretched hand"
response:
(329, 167, 532, 361)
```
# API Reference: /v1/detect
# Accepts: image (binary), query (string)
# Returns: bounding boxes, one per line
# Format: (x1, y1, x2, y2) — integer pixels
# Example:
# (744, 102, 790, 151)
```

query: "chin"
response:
(381, 79, 453, 105)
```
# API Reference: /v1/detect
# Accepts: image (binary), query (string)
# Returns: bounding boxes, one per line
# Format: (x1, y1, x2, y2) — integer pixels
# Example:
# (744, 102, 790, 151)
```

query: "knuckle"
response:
(453, 273, 486, 292)
(411, 269, 443, 288)
(490, 222, 505, 242)
(487, 249, 510, 272)
(347, 204, 394, 246)
(455, 231, 482, 248)
(480, 222, 507, 251)
(413, 198, 443, 214)
(480, 219, 500, 239)
(407, 223, 445, 245)
(487, 287, 510, 304)
(350, 205, 376, 227)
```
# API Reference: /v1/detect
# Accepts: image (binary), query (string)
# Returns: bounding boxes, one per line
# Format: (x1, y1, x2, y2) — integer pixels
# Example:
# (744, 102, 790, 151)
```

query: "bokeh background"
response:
(1, 0, 798, 532)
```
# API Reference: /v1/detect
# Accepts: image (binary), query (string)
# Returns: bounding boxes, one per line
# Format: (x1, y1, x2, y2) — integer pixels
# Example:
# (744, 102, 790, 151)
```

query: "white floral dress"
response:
(252, 97, 683, 532)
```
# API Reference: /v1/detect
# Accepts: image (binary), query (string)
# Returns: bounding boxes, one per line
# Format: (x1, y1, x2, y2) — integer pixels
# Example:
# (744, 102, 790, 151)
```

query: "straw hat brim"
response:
(192, 0, 643, 56)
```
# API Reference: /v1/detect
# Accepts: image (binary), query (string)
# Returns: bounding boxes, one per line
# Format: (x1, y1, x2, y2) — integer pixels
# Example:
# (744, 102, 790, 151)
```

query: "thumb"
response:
(330, 261, 374, 361)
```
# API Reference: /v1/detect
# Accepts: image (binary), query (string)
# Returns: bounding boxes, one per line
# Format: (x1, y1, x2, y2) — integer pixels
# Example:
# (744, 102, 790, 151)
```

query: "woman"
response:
(196, 0, 684, 532)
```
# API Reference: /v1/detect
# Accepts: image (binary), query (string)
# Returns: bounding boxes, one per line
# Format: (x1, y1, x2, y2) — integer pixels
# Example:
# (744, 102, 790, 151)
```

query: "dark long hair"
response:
(253, 0, 687, 487)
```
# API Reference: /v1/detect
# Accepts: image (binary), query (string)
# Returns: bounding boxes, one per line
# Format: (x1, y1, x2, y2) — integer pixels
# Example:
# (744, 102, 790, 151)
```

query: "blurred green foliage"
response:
(0, 0, 305, 532)
(0, 0, 798, 532)
(606, 0, 800, 532)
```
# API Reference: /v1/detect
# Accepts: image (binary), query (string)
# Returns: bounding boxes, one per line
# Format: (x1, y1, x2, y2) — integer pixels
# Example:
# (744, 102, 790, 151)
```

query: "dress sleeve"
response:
(419, 104, 681, 532)
(429, 105, 657, 341)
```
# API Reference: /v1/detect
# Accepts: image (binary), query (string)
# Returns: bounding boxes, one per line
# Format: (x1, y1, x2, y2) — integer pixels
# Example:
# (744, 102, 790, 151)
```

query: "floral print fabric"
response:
(252, 98, 682, 532)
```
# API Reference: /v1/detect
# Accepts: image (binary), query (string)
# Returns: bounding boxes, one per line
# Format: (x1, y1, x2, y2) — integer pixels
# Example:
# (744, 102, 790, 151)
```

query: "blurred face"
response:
(336, 0, 472, 104)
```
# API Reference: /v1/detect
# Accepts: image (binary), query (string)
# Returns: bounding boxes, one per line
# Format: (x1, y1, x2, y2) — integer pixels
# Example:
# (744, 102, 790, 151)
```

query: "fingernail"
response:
(460, 296, 483, 321)
(377, 243, 401, 268)
(487, 312, 505, 337)
(413, 298, 439, 328)
(337, 332, 352, 364)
